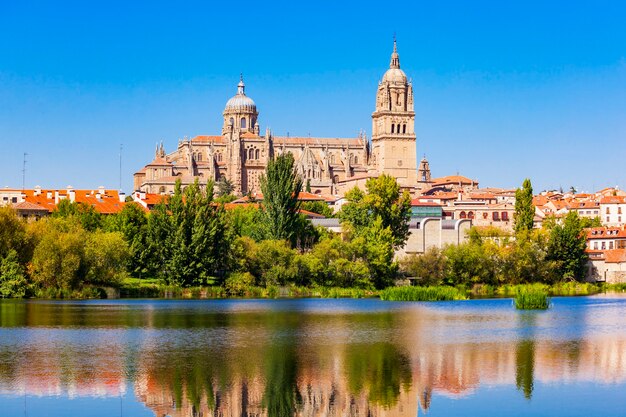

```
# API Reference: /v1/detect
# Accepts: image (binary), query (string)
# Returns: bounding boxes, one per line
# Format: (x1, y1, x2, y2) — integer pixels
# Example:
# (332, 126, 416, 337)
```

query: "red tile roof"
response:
(605, 249, 626, 263)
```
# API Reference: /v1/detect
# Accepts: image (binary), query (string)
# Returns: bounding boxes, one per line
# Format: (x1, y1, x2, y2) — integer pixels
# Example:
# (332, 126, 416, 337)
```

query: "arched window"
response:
(403, 124, 406, 134)
(159, 186, 166, 194)
(249, 148, 254, 160)
(460, 211, 467, 219)
(229, 117, 234, 126)
(468, 211, 474, 219)
(241, 117, 247, 129)
(330, 154, 335, 164)
(391, 124, 395, 134)
(255, 149, 260, 159)
(354, 156, 358, 164)
(197, 153, 202, 162)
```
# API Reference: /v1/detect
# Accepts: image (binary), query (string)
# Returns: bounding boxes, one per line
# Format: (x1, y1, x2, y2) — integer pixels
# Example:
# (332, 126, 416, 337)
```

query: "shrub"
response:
(0, 250, 27, 298)
(225, 272, 256, 296)
(514, 285, 549, 310)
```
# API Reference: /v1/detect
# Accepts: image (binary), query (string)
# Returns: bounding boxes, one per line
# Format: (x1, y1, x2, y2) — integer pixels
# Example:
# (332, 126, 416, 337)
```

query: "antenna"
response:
(22, 152, 28, 190)
(119, 144, 123, 191)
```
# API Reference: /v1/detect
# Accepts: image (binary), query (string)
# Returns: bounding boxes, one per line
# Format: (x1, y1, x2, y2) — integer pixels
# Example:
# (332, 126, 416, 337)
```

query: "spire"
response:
(390, 35, 400, 69)
(237, 73, 245, 95)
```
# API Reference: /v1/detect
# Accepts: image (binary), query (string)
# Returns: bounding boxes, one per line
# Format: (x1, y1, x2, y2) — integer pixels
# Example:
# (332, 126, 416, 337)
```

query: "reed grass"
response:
(380, 285, 467, 301)
(514, 285, 550, 310)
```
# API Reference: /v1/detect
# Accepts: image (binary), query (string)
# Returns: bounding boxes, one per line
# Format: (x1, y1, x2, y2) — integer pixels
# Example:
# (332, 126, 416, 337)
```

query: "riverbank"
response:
(22, 279, 625, 301)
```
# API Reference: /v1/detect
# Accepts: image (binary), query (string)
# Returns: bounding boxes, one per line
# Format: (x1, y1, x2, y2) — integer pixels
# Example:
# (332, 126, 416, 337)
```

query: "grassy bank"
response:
(380, 286, 467, 301)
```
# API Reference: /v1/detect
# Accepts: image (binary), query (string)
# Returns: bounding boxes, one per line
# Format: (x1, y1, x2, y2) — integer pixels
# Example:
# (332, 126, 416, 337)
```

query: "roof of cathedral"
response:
(191, 135, 227, 144)
(274, 136, 363, 146)
(431, 175, 478, 186)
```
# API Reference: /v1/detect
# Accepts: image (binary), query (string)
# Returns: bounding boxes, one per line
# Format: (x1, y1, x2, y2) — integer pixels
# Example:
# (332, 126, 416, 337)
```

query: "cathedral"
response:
(133, 40, 428, 196)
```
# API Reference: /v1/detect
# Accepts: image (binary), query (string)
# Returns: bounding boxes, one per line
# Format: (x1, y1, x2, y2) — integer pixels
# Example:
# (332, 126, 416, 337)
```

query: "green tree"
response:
(84, 231, 129, 286)
(260, 153, 303, 242)
(546, 211, 588, 281)
(399, 247, 447, 286)
(29, 219, 87, 289)
(163, 179, 231, 286)
(514, 178, 534, 235)
(52, 199, 102, 231)
(216, 177, 235, 198)
(0, 207, 32, 265)
(340, 174, 411, 248)
(0, 250, 27, 298)
(299, 201, 333, 217)
(104, 202, 149, 276)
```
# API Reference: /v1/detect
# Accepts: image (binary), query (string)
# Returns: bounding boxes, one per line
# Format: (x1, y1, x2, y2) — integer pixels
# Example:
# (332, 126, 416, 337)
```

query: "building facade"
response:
(134, 40, 419, 196)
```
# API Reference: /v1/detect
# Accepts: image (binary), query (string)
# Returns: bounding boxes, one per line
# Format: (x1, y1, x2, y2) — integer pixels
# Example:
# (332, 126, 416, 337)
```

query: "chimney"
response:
(54, 191, 59, 204)
(67, 185, 75, 202)
(118, 192, 126, 203)
(34, 185, 42, 196)
(47, 191, 52, 199)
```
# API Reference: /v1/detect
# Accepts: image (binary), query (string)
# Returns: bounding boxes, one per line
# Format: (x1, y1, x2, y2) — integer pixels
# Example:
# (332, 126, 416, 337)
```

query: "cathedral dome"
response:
(382, 68, 407, 84)
(381, 38, 408, 84)
(225, 76, 256, 112)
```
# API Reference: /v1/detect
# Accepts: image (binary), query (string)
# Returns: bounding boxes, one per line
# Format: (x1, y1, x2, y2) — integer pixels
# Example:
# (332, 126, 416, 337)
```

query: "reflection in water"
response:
(2, 297, 626, 416)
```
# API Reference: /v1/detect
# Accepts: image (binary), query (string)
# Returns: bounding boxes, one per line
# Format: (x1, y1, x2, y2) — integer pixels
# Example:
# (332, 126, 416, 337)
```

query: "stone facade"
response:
(134, 41, 419, 196)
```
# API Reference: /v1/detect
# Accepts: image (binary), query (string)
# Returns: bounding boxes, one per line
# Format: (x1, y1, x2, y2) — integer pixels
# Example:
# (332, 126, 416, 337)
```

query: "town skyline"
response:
(1, 1, 625, 193)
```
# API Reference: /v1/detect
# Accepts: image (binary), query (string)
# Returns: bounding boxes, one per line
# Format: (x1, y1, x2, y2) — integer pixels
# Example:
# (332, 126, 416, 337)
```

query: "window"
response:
(255, 149, 260, 159)
(197, 153, 202, 162)
(607, 216, 610, 223)
(493, 212, 500, 221)
(241, 117, 247, 129)
(619, 216, 622, 223)
(229, 117, 234, 126)
(391, 124, 395, 133)
(502, 212, 509, 221)
(619, 207, 623, 214)
(354, 156, 358, 164)
(460, 211, 467, 219)
(249, 148, 254, 160)
(606, 207, 611, 214)
(403, 124, 406, 134)
(601, 242, 606, 250)
(610, 242, 614, 249)
(594, 242, 598, 250)
(159, 186, 166, 194)
(468, 211, 474, 219)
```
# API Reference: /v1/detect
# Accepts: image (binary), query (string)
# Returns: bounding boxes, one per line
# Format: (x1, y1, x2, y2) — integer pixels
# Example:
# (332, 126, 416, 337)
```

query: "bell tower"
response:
(371, 38, 417, 186)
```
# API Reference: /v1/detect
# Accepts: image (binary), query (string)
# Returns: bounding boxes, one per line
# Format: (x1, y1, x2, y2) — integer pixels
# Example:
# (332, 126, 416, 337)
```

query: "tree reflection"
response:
(345, 342, 412, 408)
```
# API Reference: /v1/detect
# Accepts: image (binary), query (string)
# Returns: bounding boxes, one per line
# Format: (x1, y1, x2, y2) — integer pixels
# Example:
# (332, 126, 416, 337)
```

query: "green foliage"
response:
(0, 207, 32, 264)
(104, 202, 149, 276)
(580, 216, 602, 228)
(84, 231, 129, 286)
(224, 272, 256, 296)
(29, 219, 88, 289)
(514, 285, 550, 310)
(299, 201, 333, 217)
(380, 285, 467, 301)
(399, 247, 447, 286)
(0, 250, 27, 298)
(514, 178, 534, 235)
(216, 177, 234, 197)
(260, 153, 303, 242)
(52, 199, 102, 231)
(340, 174, 411, 249)
(228, 205, 269, 240)
(546, 211, 588, 281)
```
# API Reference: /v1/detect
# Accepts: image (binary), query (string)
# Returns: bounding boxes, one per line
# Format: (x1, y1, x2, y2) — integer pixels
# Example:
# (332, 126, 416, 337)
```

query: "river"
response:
(1, 295, 626, 416)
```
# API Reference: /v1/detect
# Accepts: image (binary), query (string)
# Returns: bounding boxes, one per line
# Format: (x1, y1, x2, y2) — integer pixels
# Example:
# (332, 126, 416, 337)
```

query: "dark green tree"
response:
(216, 177, 234, 197)
(514, 178, 534, 235)
(260, 153, 303, 242)
(105, 202, 149, 276)
(546, 211, 588, 281)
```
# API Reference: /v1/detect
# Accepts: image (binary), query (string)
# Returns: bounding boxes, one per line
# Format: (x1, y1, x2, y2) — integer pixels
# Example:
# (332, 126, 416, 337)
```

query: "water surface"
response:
(1, 296, 626, 416)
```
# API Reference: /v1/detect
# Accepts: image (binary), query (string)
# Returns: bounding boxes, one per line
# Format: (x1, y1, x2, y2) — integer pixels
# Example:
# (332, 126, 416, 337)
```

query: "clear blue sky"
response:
(1, 0, 625, 193)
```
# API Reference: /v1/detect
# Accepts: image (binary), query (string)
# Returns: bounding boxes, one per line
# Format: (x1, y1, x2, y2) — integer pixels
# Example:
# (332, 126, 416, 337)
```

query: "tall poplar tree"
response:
(260, 153, 303, 242)
(514, 178, 535, 235)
